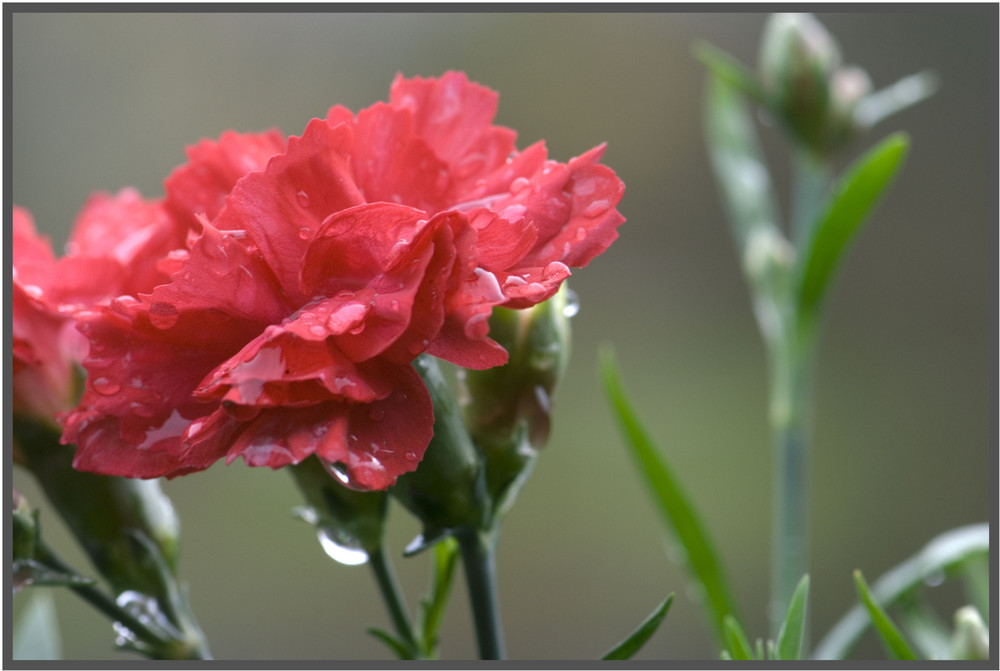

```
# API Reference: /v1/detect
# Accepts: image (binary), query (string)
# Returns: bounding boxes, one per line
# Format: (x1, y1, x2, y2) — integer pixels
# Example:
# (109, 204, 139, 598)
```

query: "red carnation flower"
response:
(64, 72, 624, 490)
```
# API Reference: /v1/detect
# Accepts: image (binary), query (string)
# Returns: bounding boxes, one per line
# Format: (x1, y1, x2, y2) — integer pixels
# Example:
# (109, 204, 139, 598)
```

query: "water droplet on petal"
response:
(92, 377, 121, 396)
(322, 459, 375, 492)
(582, 199, 611, 217)
(542, 261, 570, 282)
(575, 227, 587, 241)
(148, 302, 179, 330)
(510, 176, 531, 194)
(296, 190, 311, 208)
(404, 451, 418, 462)
(464, 312, 490, 339)
(309, 324, 326, 337)
(317, 528, 369, 566)
(298, 227, 312, 240)
(334, 290, 356, 301)
(22, 285, 44, 299)
(503, 275, 527, 288)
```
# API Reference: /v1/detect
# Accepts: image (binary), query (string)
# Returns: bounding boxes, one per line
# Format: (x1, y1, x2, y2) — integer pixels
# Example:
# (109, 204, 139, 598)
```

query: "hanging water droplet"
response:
(296, 190, 311, 208)
(316, 528, 369, 566)
(562, 288, 580, 318)
(321, 459, 374, 492)
(148, 302, 179, 330)
(923, 570, 946, 587)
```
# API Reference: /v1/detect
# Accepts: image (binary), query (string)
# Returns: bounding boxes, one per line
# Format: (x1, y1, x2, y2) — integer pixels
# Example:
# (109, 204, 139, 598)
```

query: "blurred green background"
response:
(9, 8, 994, 661)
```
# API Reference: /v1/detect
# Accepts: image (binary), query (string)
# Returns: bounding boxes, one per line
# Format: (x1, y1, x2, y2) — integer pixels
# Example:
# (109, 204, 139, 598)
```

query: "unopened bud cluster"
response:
(759, 13, 873, 154)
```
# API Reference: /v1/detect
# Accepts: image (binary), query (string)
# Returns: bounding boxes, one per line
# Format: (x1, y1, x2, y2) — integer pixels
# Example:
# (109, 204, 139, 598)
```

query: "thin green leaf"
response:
(705, 70, 783, 252)
(601, 349, 741, 645)
(694, 41, 766, 104)
(897, 596, 953, 660)
(854, 71, 939, 130)
(814, 523, 988, 660)
(367, 627, 414, 660)
(775, 574, 810, 660)
(795, 133, 909, 334)
(12, 560, 96, 593)
(419, 536, 459, 658)
(13, 590, 61, 660)
(601, 594, 674, 660)
(854, 571, 918, 660)
(723, 615, 755, 661)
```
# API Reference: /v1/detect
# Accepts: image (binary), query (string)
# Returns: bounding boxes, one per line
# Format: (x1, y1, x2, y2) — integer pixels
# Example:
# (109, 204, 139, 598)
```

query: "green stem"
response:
(368, 547, 420, 658)
(791, 148, 830, 245)
(34, 541, 206, 659)
(456, 528, 506, 660)
(768, 327, 816, 640)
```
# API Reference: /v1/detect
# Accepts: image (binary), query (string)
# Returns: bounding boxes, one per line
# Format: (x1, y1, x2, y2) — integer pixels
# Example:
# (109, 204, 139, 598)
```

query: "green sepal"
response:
(601, 594, 674, 660)
(694, 41, 766, 105)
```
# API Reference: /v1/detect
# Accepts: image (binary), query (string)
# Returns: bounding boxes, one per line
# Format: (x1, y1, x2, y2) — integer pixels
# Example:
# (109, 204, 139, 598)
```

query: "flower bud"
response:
(824, 65, 874, 149)
(288, 456, 388, 565)
(391, 355, 489, 547)
(951, 605, 990, 660)
(759, 13, 841, 145)
(458, 285, 573, 512)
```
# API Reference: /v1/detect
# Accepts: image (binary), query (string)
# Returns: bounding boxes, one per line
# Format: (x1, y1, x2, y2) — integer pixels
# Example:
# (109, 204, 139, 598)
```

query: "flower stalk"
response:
(456, 528, 506, 660)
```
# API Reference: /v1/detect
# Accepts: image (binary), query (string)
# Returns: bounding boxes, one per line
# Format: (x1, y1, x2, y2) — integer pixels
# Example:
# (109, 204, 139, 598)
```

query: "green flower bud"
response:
(825, 65, 874, 149)
(12, 489, 38, 564)
(391, 355, 489, 547)
(759, 13, 842, 147)
(288, 456, 388, 565)
(458, 285, 573, 513)
(951, 605, 990, 661)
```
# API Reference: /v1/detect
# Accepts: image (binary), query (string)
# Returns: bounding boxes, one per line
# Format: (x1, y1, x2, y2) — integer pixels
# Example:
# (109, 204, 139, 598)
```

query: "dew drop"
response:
(148, 302, 179, 330)
(404, 451, 418, 462)
(298, 227, 312, 240)
(308, 324, 326, 337)
(542, 261, 571, 281)
(92, 377, 121, 396)
(583, 199, 611, 217)
(575, 227, 587, 241)
(334, 290, 356, 301)
(510, 176, 531, 194)
(22, 284, 44, 299)
(562, 288, 581, 318)
(296, 190, 311, 208)
(317, 528, 368, 566)
(503, 275, 527, 288)
(322, 459, 375, 492)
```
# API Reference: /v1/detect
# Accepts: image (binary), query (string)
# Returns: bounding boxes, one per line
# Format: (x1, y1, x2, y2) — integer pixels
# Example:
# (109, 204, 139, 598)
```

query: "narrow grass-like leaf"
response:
(367, 627, 414, 660)
(13, 590, 61, 660)
(419, 536, 459, 658)
(723, 615, 755, 660)
(854, 571, 918, 660)
(694, 41, 766, 104)
(601, 349, 740, 645)
(601, 594, 675, 660)
(775, 574, 810, 660)
(795, 134, 909, 333)
(813, 523, 988, 660)
(705, 71, 782, 252)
